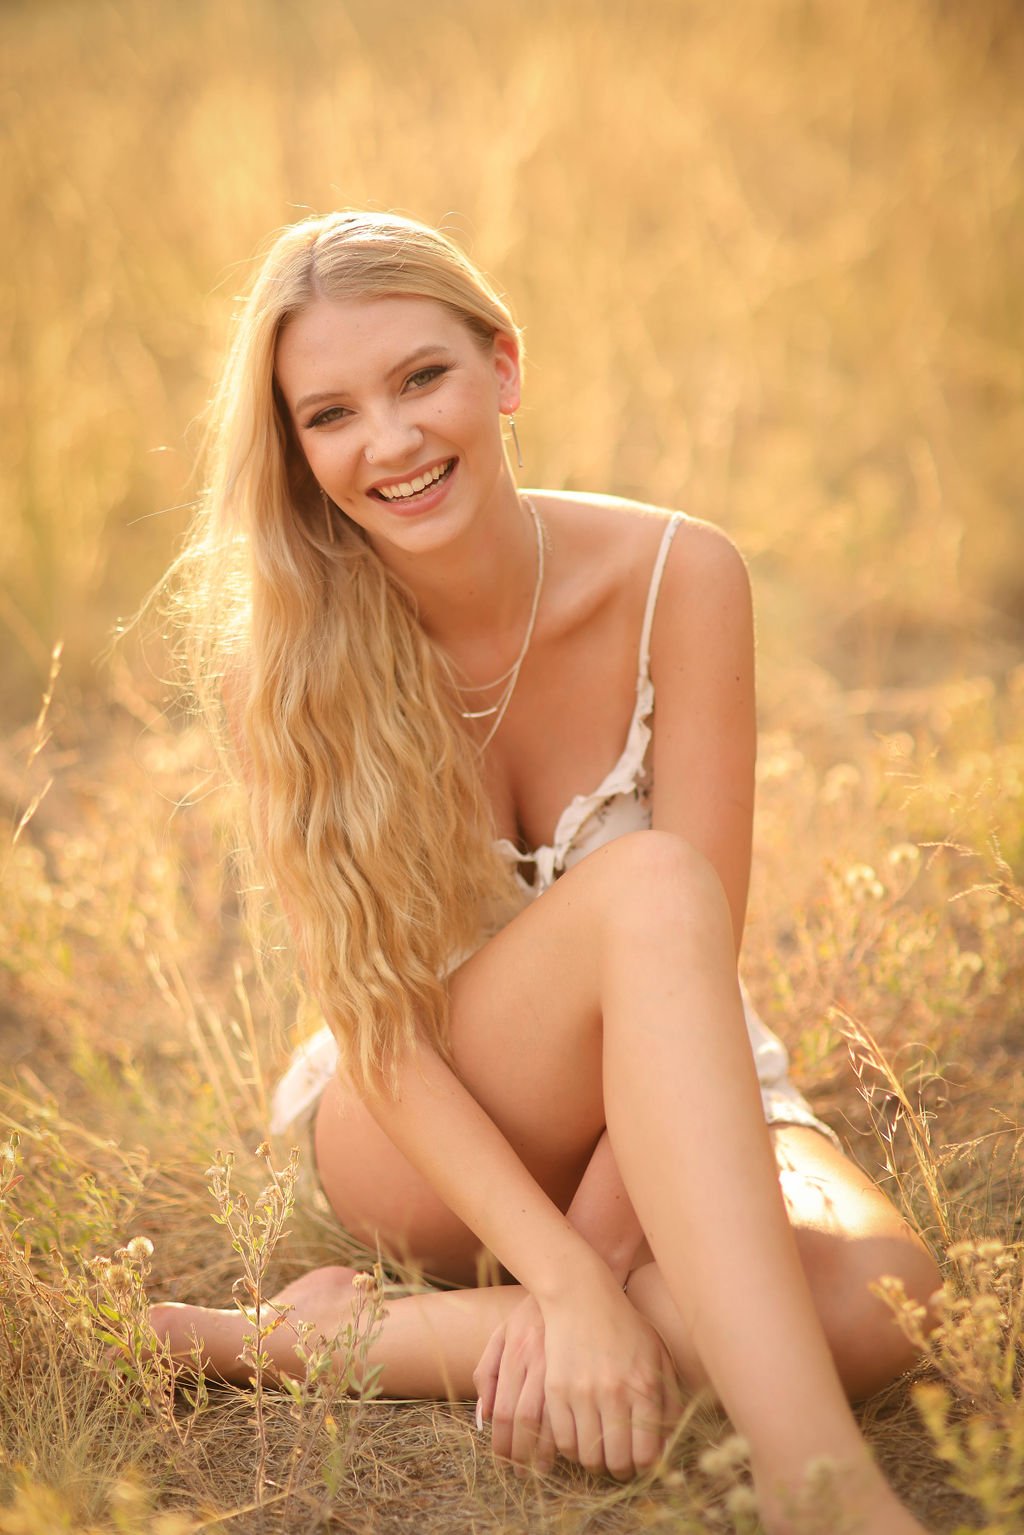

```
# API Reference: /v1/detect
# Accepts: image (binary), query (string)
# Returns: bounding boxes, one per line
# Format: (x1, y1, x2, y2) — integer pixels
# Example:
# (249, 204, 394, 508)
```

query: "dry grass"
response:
(4, 666, 1022, 1535)
(2, 0, 1023, 1531)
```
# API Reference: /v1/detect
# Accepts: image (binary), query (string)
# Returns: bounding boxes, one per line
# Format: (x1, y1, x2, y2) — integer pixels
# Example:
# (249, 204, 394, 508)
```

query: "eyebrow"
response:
(293, 344, 454, 417)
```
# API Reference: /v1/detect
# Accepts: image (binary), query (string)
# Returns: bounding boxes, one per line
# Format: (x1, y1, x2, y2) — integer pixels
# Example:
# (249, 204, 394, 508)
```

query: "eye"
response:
(307, 404, 351, 429)
(405, 364, 448, 390)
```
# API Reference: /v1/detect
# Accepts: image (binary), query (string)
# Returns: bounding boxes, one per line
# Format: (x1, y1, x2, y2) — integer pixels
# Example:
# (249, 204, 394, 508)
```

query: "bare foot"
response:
(149, 1263, 360, 1384)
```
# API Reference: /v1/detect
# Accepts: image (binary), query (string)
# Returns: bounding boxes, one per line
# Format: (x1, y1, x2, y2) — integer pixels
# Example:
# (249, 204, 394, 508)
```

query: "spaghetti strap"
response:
(637, 513, 685, 681)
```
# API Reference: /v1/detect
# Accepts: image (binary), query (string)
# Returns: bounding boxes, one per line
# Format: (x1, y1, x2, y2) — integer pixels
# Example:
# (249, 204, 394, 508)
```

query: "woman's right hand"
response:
(533, 1268, 680, 1479)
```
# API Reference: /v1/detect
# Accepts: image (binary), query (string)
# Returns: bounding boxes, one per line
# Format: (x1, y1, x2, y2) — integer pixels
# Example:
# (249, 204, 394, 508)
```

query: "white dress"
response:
(271, 513, 838, 1149)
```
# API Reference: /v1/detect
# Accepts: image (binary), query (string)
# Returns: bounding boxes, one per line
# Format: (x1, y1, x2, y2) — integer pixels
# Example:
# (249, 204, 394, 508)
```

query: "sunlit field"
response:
(2, 1, 1022, 1531)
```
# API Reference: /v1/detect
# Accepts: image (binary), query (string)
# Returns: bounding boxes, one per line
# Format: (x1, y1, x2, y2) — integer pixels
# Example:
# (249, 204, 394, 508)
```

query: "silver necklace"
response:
(455, 496, 545, 750)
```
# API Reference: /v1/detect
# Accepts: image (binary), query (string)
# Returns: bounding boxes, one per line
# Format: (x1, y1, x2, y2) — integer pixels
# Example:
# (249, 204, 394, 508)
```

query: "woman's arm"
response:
(473, 1128, 646, 1471)
(363, 1037, 612, 1302)
(649, 518, 757, 951)
(363, 1034, 675, 1474)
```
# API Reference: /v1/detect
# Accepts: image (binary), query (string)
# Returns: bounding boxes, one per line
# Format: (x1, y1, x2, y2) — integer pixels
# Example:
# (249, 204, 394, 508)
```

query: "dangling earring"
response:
(508, 415, 524, 470)
(320, 486, 336, 545)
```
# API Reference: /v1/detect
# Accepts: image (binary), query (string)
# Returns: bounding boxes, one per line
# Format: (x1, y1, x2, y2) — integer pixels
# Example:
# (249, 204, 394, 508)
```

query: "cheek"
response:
(306, 438, 357, 483)
(440, 387, 497, 440)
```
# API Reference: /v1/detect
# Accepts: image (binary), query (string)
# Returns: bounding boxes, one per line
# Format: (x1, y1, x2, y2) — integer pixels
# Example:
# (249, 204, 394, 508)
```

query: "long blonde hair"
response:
(168, 212, 524, 1091)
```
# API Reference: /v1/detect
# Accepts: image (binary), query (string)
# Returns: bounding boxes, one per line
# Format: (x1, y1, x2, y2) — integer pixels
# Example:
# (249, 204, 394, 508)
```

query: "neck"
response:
(373, 478, 540, 666)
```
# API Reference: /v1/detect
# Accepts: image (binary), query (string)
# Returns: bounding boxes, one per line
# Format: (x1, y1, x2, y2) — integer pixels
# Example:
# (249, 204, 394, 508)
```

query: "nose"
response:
(362, 404, 423, 468)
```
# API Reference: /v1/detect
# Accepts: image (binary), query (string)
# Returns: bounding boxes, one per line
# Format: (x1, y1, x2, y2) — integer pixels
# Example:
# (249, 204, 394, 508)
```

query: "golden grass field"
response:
(1, 0, 1023, 1530)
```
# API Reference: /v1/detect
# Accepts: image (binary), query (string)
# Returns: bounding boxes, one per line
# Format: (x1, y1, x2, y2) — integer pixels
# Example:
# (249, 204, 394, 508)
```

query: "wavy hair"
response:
(166, 212, 524, 1091)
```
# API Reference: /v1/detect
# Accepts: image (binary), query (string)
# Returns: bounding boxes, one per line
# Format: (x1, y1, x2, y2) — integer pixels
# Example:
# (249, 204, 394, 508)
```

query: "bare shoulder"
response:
(528, 487, 674, 546)
(525, 489, 684, 603)
(528, 491, 754, 680)
(652, 513, 754, 681)
(527, 489, 749, 611)
(660, 512, 752, 610)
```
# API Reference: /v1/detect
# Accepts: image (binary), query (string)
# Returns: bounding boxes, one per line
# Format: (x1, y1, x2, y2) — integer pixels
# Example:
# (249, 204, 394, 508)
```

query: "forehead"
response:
(275, 294, 471, 398)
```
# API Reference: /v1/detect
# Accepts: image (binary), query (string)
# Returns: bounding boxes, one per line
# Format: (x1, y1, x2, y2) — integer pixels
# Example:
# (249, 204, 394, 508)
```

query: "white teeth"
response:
(377, 461, 451, 500)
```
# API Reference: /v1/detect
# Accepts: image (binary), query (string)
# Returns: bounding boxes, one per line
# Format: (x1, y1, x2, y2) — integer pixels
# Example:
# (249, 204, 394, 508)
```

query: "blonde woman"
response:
(151, 212, 939, 1534)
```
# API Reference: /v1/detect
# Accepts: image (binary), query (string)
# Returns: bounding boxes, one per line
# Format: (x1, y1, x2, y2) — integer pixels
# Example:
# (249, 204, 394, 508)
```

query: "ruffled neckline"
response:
(494, 669, 655, 889)
(494, 512, 683, 891)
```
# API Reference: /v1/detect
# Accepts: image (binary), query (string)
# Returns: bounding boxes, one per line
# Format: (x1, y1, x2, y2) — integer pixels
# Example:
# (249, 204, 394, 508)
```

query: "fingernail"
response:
(475, 1398, 484, 1432)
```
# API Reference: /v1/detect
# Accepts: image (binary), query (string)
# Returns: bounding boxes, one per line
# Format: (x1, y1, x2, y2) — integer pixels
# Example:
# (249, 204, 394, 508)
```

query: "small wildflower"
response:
(725, 1484, 758, 1518)
(700, 1435, 750, 1477)
(886, 842, 920, 869)
(126, 1236, 155, 1261)
(351, 1271, 376, 1291)
(758, 743, 805, 782)
(843, 863, 884, 901)
(700, 1447, 730, 1477)
(821, 763, 861, 804)
(954, 951, 984, 979)
(721, 1435, 749, 1465)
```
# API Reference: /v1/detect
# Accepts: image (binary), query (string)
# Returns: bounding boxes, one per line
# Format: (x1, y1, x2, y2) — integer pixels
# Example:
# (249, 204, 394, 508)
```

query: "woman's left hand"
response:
(474, 1293, 557, 1473)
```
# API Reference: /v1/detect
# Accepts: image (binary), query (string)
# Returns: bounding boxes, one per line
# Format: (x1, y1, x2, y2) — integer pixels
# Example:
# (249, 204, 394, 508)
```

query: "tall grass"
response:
(3, 671, 1022, 1532)
(2, 0, 1023, 1531)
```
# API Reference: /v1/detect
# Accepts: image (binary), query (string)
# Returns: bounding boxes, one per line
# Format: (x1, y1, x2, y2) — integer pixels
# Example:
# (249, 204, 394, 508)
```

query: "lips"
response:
(370, 458, 456, 502)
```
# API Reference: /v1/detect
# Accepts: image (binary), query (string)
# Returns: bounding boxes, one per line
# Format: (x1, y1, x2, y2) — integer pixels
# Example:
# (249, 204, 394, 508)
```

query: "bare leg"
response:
(150, 1134, 938, 1405)
(586, 837, 924, 1529)
(157, 833, 934, 1531)
(150, 1266, 522, 1395)
(624, 1125, 940, 1402)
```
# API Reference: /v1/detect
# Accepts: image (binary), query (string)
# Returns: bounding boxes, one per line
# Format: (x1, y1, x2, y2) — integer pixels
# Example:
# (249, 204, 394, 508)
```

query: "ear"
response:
(492, 331, 522, 415)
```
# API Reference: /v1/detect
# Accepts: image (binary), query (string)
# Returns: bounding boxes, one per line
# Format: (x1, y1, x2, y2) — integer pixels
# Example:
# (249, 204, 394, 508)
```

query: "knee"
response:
(589, 830, 732, 942)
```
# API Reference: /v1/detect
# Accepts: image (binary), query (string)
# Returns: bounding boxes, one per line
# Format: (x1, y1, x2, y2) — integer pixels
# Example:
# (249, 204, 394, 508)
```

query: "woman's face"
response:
(275, 293, 520, 555)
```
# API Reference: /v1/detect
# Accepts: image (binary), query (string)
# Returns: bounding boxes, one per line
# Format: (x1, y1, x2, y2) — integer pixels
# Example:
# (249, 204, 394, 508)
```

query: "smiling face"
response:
(275, 293, 521, 557)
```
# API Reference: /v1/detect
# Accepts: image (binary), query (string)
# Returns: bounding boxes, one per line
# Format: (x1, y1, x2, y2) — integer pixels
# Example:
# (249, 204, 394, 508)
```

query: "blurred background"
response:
(2, 19, 1022, 1528)
(1, 0, 1021, 725)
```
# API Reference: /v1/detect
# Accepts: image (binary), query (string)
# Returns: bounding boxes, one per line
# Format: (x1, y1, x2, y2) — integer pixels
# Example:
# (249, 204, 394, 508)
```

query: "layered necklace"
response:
(454, 496, 545, 752)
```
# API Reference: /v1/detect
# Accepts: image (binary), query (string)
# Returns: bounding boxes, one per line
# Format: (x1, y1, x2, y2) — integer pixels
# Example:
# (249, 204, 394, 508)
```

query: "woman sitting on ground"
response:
(151, 210, 940, 1535)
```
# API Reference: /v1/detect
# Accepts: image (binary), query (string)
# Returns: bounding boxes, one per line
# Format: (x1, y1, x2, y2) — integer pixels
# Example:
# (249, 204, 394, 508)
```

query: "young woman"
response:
(151, 211, 940, 1533)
